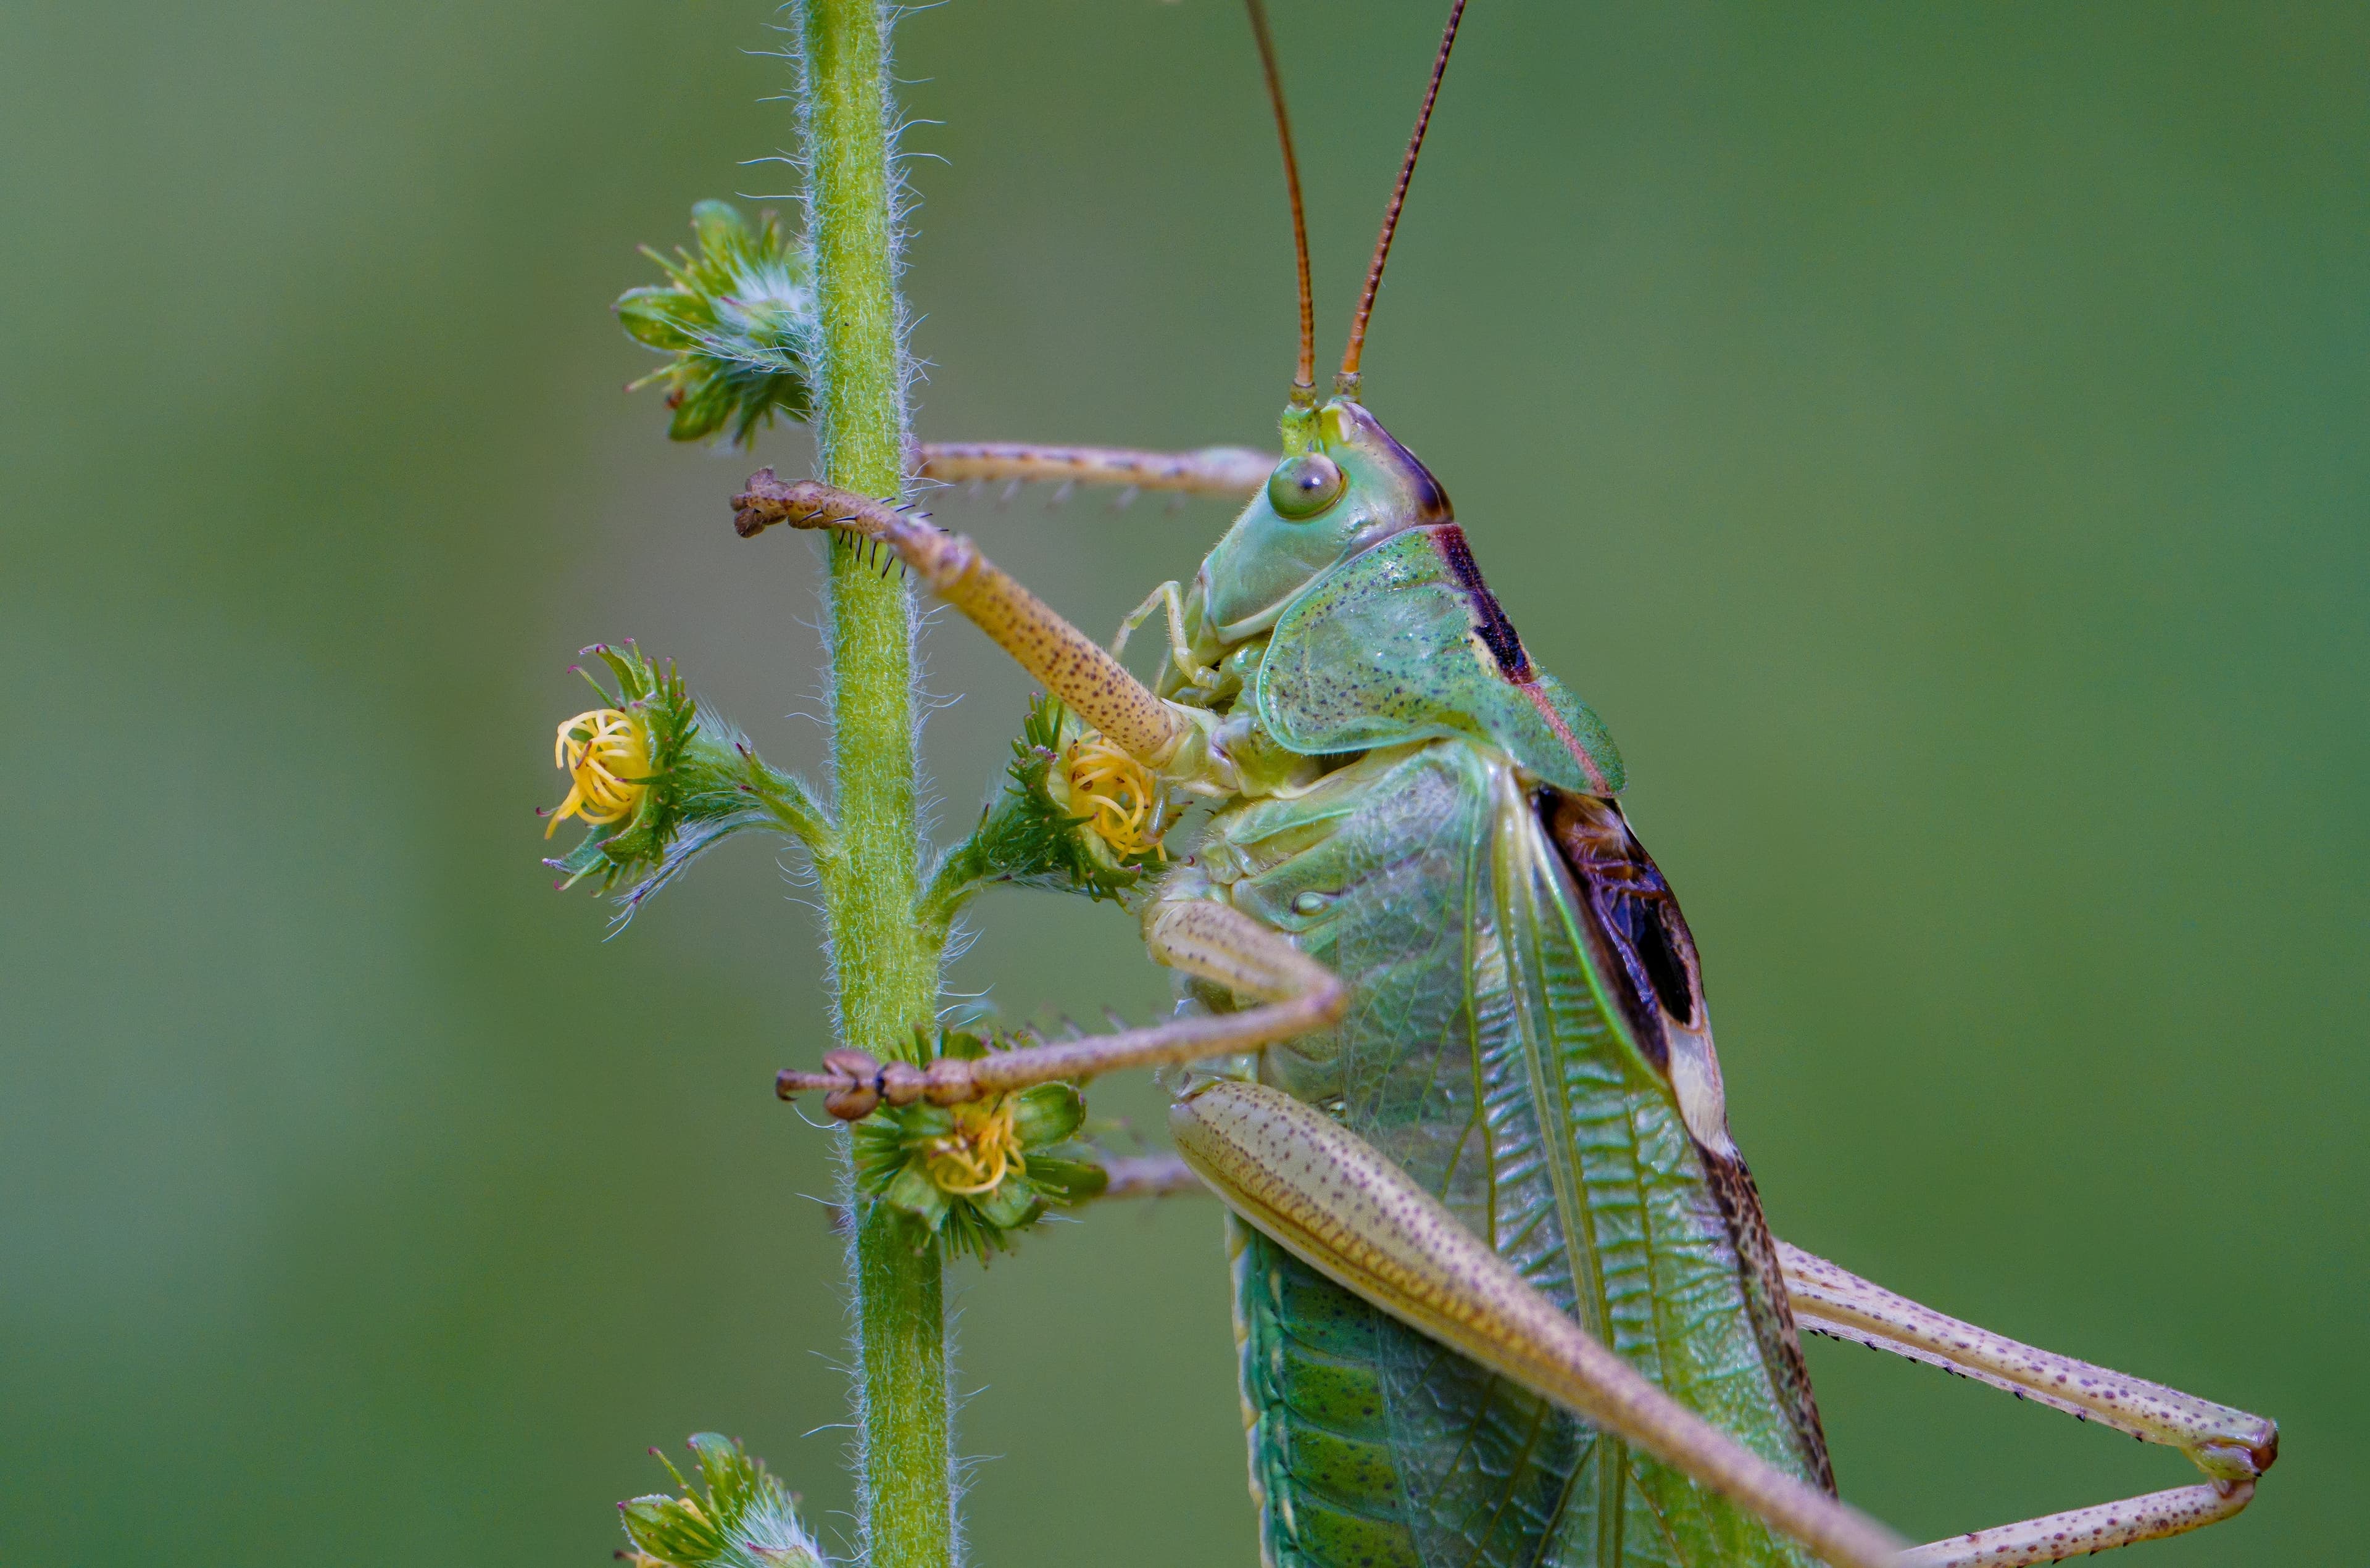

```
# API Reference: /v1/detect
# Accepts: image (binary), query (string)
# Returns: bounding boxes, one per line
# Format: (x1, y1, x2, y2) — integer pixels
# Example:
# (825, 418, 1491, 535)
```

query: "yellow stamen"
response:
(547, 707, 652, 838)
(1064, 734, 1168, 861)
(924, 1095, 1028, 1197)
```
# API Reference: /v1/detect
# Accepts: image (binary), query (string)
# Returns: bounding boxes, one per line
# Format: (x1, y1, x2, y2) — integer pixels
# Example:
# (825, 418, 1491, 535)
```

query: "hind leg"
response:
(1070, 1168, 2279, 1564)
(1779, 1243, 2276, 1566)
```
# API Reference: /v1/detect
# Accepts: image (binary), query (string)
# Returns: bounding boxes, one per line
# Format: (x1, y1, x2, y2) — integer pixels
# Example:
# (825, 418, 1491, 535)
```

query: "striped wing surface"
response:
(1199, 737, 1827, 1568)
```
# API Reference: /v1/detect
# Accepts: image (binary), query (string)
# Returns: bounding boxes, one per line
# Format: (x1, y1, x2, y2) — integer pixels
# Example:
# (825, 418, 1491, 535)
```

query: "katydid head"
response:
(1198, 399, 1450, 639)
(1206, 0, 1471, 641)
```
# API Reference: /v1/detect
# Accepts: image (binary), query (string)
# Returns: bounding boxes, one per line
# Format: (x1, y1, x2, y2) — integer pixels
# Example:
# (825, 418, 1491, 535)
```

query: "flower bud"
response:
(618, 1434, 825, 1568)
(617, 201, 817, 447)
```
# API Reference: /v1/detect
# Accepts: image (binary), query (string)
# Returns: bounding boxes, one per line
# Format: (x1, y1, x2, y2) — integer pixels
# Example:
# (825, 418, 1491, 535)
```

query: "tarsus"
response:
(1244, 0, 1316, 400)
(1339, 0, 1468, 388)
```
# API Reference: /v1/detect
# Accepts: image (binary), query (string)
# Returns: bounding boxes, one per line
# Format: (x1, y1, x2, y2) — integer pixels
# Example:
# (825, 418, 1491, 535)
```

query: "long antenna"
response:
(1244, 0, 1316, 400)
(1338, 0, 1467, 392)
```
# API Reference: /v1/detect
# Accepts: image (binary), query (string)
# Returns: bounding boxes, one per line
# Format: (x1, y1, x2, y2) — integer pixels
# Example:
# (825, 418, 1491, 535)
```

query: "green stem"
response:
(796, 5, 953, 1568)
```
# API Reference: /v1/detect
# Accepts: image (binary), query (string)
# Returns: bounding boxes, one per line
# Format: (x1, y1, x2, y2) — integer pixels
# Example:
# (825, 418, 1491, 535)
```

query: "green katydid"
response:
(743, 4, 2279, 1564)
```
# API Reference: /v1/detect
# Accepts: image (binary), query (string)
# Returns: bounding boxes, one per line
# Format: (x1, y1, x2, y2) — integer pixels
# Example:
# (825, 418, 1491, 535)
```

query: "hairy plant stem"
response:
(796, 4, 954, 1568)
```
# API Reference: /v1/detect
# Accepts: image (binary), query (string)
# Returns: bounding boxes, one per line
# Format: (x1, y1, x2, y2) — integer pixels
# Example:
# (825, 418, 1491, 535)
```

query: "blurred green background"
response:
(5, 1, 2362, 1563)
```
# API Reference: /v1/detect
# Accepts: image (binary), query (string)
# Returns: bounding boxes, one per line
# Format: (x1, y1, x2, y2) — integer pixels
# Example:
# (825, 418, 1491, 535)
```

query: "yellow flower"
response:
(1064, 734, 1168, 861)
(923, 1096, 1027, 1197)
(546, 707, 652, 838)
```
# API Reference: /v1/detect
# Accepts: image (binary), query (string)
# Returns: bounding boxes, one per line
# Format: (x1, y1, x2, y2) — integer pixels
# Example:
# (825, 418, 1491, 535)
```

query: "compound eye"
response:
(1266, 452, 1346, 521)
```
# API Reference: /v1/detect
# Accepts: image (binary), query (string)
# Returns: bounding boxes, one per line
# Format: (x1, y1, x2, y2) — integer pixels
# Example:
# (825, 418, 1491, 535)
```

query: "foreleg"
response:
(734, 473, 1189, 763)
(776, 900, 1344, 1120)
(1780, 1242, 2276, 1566)
(911, 440, 1271, 499)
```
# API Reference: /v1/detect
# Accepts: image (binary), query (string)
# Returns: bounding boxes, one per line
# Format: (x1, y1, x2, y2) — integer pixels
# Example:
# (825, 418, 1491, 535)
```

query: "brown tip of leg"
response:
(2200, 1423, 2280, 1482)
(824, 1084, 881, 1121)
(732, 467, 800, 537)
(779, 1048, 885, 1119)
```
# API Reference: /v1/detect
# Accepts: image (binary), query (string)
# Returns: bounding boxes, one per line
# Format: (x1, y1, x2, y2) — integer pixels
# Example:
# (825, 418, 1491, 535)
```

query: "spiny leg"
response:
(734, 473, 1186, 761)
(1780, 1242, 2276, 1566)
(777, 900, 1344, 1119)
(1780, 1243, 2275, 1475)
(1170, 1078, 1909, 1568)
(911, 440, 1272, 499)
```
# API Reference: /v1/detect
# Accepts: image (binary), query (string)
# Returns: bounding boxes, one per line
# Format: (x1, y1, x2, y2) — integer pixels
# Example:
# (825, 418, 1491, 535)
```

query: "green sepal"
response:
(615, 288, 701, 352)
(932, 1026, 992, 1061)
(968, 1176, 1037, 1230)
(1018, 1152, 1109, 1205)
(1010, 1081, 1085, 1147)
(880, 1160, 953, 1230)
(542, 641, 825, 924)
(617, 200, 817, 447)
(617, 1433, 825, 1568)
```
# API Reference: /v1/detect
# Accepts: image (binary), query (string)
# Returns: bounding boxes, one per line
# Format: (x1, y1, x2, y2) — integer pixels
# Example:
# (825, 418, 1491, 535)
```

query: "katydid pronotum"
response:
(752, 5, 2279, 1565)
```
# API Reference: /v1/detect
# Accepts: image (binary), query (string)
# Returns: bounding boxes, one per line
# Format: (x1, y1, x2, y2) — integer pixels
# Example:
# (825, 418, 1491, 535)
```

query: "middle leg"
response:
(777, 899, 1344, 1120)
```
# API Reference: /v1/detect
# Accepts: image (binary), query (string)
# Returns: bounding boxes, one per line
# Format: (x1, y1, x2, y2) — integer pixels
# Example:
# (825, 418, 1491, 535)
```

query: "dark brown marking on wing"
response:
(1540, 789, 1836, 1493)
(1431, 525, 1534, 682)
(1541, 792, 1682, 1072)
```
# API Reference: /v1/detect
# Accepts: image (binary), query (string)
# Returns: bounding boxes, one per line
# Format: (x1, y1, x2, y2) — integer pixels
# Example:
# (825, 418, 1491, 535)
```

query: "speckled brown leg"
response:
(910, 439, 1272, 499)
(1782, 1242, 2277, 1564)
(776, 900, 1344, 1120)
(733, 471, 1187, 761)
(1898, 1482, 2253, 1567)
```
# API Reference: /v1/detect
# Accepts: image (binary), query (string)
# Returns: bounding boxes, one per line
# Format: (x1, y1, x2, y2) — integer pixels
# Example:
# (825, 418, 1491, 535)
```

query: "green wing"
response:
(1215, 739, 1821, 1568)
(1253, 525, 1625, 797)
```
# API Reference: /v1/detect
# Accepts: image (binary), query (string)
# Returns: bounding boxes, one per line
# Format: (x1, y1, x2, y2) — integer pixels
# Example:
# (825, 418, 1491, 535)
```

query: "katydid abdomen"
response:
(1175, 738, 1829, 1568)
